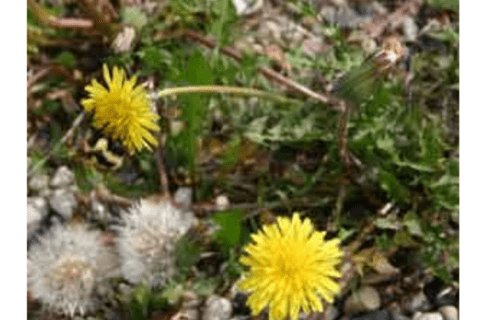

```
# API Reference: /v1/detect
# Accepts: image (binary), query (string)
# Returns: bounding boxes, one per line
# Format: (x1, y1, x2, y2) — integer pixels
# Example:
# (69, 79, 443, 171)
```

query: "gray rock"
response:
(320, 6, 337, 24)
(50, 166, 74, 188)
(413, 312, 443, 320)
(402, 16, 418, 42)
(279, 17, 308, 48)
(345, 286, 381, 315)
(256, 20, 283, 47)
(438, 306, 458, 320)
(371, 1, 388, 15)
(215, 195, 230, 211)
(333, 8, 369, 29)
(202, 296, 232, 320)
(302, 36, 327, 57)
(175, 187, 193, 208)
(27, 197, 48, 223)
(27, 197, 48, 235)
(91, 199, 109, 222)
(232, 0, 263, 16)
(351, 309, 392, 320)
(330, 0, 348, 7)
(28, 173, 49, 191)
(392, 311, 411, 320)
(436, 287, 458, 306)
(403, 292, 432, 314)
(112, 26, 137, 53)
(324, 305, 339, 320)
(49, 188, 77, 219)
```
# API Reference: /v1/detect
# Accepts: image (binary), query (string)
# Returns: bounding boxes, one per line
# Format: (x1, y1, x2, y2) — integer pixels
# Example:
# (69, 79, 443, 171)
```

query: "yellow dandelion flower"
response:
(238, 213, 343, 320)
(81, 65, 160, 154)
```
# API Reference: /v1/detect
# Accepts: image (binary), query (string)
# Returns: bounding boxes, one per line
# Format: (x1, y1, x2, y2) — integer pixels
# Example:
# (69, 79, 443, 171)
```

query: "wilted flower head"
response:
(116, 197, 196, 287)
(238, 213, 343, 320)
(81, 64, 160, 154)
(27, 223, 101, 317)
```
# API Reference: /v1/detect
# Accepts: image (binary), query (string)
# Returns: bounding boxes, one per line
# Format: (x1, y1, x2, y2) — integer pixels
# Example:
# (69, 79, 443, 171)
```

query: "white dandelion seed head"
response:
(27, 223, 101, 317)
(116, 198, 196, 287)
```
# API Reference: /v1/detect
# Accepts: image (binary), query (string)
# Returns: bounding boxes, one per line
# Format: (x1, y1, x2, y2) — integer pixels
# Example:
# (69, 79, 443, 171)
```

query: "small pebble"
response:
(28, 173, 49, 191)
(438, 305, 458, 320)
(50, 166, 74, 188)
(49, 188, 77, 219)
(436, 287, 458, 306)
(345, 286, 381, 314)
(402, 16, 418, 42)
(351, 309, 392, 320)
(324, 305, 339, 320)
(392, 311, 411, 320)
(413, 312, 443, 320)
(175, 187, 193, 208)
(202, 296, 232, 320)
(27, 197, 48, 224)
(232, 0, 263, 16)
(112, 26, 137, 53)
(215, 195, 230, 211)
(27, 197, 48, 236)
(403, 291, 432, 314)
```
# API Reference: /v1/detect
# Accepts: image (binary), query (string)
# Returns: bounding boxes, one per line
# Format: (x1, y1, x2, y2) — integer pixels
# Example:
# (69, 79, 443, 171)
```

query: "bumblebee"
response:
(78, 131, 125, 171)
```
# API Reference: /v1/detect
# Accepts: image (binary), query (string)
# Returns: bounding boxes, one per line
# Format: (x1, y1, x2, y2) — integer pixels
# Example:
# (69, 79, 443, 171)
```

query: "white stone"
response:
(415, 312, 443, 320)
(215, 195, 230, 211)
(402, 16, 418, 42)
(175, 187, 193, 208)
(49, 188, 77, 219)
(324, 305, 339, 320)
(50, 166, 74, 188)
(232, 0, 263, 16)
(438, 306, 458, 320)
(28, 174, 49, 191)
(344, 286, 381, 314)
(27, 197, 48, 234)
(202, 296, 232, 320)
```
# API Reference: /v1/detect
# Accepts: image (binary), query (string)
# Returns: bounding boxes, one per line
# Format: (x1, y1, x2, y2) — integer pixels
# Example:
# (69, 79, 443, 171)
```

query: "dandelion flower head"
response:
(115, 197, 196, 287)
(27, 223, 101, 317)
(238, 213, 343, 320)
(81, 65, 160, 154)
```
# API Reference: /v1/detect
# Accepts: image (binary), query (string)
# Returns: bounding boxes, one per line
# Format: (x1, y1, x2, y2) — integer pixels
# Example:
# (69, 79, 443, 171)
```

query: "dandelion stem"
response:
(158, 85, 297, 104)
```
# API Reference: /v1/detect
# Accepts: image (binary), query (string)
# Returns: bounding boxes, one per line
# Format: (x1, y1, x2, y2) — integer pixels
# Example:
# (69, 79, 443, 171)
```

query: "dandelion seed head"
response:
(116, 198, 196, 287)
(27, 223, 101, 317)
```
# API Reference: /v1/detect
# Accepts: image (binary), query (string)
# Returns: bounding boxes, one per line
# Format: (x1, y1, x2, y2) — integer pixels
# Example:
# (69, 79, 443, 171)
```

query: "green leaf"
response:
(211, 209, 243, 249)
(379, 169, 409, 203)
(54, 51, 75, 69)
(211, 0, 237, 45)
(428, 0, 459, 11)
(375, 215, 401, 230)
(174, 234, 202, 276)
(192, 277, 219, 296)
(403, 212, 423, 237)
(186, 50, 213, 85)
(159, 282, 185, 305)
(139, 46, 172, 71)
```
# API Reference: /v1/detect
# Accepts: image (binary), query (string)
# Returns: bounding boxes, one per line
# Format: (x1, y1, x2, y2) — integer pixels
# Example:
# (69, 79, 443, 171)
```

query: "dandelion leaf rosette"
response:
(238, 213, 343, 320)
(81, 65, 160, 154)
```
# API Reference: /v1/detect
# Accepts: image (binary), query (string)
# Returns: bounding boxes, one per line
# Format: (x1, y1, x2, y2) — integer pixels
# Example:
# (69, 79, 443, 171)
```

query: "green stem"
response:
(158, 85, 297, 104)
